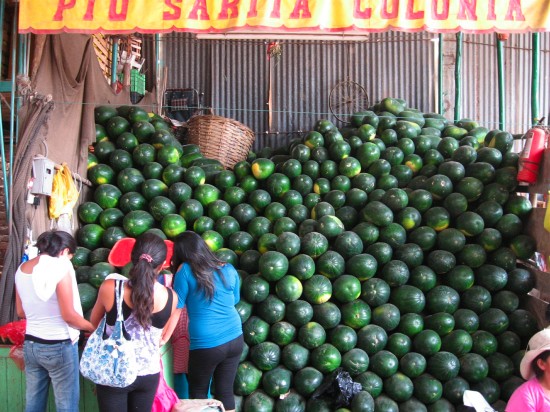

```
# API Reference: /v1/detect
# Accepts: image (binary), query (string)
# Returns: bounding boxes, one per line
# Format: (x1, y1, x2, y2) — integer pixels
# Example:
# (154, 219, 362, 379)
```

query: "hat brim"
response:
(520, 343, 550, 379)
(108, 237, 174, 269)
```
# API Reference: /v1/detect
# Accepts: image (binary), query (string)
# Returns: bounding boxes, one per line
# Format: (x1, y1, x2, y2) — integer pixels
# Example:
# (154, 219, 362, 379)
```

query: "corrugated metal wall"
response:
(160, 32, 550, 150)
(162, 32, 435, 150)
(460, 33, 550, 135)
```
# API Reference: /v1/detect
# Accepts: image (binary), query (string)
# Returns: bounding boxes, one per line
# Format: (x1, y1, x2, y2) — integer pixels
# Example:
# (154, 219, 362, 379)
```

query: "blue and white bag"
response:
(80, 280, 137, 387)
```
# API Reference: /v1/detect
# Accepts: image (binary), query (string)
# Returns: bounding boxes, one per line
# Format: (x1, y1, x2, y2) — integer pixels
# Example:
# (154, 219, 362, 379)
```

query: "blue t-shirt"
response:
(173, 262, 242, 350)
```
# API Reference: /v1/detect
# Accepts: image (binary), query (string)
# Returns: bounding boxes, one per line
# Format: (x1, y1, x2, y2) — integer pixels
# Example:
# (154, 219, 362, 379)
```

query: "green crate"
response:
(0, 344, 174, 411)
(130, 69, 146, 94)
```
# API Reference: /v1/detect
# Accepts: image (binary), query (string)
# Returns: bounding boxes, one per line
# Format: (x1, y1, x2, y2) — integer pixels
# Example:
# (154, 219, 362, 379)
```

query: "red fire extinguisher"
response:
(517, 120, 548, 184)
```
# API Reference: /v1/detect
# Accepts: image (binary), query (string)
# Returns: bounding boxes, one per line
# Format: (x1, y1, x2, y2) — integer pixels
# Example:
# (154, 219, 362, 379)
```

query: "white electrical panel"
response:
(31, 157, 55, 196)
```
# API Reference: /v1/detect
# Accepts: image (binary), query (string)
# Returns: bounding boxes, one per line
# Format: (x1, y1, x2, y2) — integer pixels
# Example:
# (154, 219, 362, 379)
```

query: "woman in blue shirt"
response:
(167, 231, 243, 412)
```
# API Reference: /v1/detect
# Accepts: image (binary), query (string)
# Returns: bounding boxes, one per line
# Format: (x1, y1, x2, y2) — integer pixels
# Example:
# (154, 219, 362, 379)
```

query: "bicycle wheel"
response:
(329, 80, 370, 123)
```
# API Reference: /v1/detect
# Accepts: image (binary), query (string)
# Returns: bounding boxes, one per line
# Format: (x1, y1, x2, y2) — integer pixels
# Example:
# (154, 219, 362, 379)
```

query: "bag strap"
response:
(115, 280, 125, 322)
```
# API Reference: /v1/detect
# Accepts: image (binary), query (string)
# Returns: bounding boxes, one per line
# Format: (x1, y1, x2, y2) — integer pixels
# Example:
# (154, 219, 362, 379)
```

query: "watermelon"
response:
(80, 102, 540, 408)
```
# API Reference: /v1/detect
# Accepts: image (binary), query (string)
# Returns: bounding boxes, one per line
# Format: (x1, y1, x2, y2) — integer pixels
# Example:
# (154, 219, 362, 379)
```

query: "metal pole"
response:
(8, 1, 18, 223)
(496, 35, 506, 130)
(454, 32, 462, 123)
(155, 33, 161, 113)
(531, 33, 540, 125)
(111, 38, 119, 89)
(15, 34, 29, 153)
(438, 34, 443, 115)
(0, 0, 7, 219)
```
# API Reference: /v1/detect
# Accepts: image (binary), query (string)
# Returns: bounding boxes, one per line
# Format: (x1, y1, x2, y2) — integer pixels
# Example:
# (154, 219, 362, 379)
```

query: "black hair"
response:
(128, 233, 167, 328)
(533, 350, 550, 379)
(36, 230, 77, 256)
(171, 231, 226, 301)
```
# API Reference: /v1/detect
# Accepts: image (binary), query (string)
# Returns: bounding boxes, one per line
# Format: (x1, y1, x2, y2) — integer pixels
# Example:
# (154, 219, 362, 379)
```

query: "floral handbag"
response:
(80, 279, 137, 387)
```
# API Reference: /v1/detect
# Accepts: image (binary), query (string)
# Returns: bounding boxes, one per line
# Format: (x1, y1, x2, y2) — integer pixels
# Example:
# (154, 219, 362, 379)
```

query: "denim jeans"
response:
(23, 340, 80, 412)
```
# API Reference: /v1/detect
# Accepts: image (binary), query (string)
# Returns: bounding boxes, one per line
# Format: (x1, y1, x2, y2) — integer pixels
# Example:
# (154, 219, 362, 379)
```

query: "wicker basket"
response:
(186, 114, 255, 169)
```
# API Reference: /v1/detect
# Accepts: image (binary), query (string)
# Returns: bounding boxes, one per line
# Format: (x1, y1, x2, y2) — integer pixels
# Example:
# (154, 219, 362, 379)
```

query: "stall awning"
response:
(19, 0, 550, 34)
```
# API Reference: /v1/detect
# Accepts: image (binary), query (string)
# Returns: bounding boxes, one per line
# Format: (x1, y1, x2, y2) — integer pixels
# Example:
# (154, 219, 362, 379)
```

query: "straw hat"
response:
(520, 328, 550, 379)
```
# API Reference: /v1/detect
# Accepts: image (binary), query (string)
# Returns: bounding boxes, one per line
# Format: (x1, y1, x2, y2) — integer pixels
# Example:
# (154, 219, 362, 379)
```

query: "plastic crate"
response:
(163, 88, 201, 122)
(130, 69, 145, 94)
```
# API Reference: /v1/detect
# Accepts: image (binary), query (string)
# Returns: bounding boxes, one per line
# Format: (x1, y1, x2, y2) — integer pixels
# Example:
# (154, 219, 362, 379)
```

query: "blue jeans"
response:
(23, 340, 80, 412)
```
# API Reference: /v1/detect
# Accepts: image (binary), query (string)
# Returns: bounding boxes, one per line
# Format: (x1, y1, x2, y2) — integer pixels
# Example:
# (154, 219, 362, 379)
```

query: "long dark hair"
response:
(171, 231, 225, 301)
(129, 233, 167, 328)
(36, 230, 77, 256)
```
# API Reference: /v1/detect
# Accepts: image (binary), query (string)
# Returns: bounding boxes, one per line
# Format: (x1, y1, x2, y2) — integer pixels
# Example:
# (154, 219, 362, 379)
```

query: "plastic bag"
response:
(9, 345, 25, 371)
(545, 195, 550, 233)
(0, 320, 26, 371)
(311, 367, 362, 409)
(152, 361, 179, 412)
(48, 163, 79, 220)
(463, 390, 496, 412)
(171, 399, 224, 412)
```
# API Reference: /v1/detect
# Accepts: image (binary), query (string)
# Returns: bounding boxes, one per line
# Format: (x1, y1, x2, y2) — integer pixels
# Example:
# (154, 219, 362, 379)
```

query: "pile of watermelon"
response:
(73, 98, 539, 411)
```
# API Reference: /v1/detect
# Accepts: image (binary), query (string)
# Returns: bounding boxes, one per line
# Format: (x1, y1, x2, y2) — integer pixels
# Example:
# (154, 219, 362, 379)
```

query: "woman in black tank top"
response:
(89, 233, 178, 412)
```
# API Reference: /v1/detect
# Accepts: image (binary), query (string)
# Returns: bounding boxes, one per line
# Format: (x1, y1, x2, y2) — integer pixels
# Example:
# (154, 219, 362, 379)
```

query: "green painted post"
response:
(531, 33, 540, 125)
(111, 39, 119, 88)
(454, 32, 463, 123)
(438, 34, 443, 115)
(496, 35, 506, 130)
(156, 33, 161, 113)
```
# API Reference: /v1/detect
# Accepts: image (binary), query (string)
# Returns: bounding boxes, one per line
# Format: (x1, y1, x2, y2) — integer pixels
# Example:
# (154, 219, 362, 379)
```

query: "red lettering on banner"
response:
(164, 0, 182, 20)
(53, 0, 76, 21)
(189, 0, 210, 20)
(487, 0, 497, 19)
(505, 0, 526, 20)
(407, 0, 424, 19)
(354, 0, 372, 18)
(83, 0, 96, 20)
(458, 0, 478, 20)
(431, 0, 449, 20)
(218, 0, 239, 19)
(290, 0, 312, 18)
(109, 0, 129, 20)
(248, 0, 258, 18)
(270, 0, 281, 18)
(381, 0, 399, 19)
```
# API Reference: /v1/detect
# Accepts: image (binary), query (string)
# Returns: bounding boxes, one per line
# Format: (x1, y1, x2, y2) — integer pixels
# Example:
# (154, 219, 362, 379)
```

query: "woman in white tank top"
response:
(15, 230, 94, 412)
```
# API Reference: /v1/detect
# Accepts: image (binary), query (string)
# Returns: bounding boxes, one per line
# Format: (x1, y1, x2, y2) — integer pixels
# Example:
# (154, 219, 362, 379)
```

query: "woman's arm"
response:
(160, 307, 182, 346)
(170, 288, 179, 313)
(15, 289, 25, 319)
(56, 274, 94, 332)
(90, 279, 115, 328)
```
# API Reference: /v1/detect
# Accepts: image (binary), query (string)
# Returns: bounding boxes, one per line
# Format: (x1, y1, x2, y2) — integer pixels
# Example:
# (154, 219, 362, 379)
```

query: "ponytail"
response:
(128, 233, 167, 328)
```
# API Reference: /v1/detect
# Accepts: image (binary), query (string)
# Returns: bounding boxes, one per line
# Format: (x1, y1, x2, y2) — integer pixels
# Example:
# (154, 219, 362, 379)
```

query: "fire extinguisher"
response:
(517, 119, 548, 184)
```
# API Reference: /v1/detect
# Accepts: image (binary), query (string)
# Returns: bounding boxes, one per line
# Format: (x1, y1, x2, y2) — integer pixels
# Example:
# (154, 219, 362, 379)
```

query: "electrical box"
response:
(31, 157, 55, 196)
